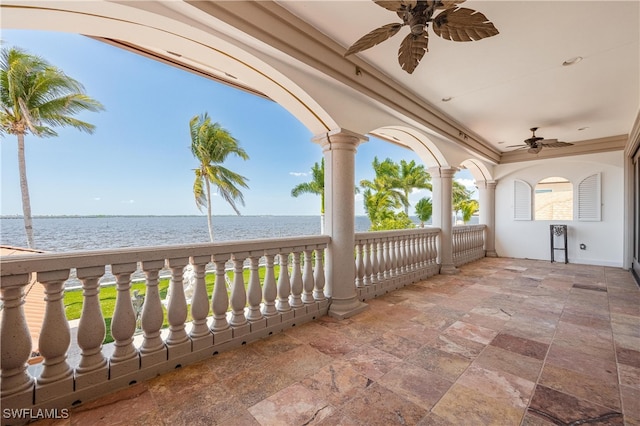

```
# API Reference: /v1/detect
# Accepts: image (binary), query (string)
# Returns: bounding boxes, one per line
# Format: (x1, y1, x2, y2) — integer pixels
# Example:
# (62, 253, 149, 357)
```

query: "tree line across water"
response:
(1, 46, 477, 249)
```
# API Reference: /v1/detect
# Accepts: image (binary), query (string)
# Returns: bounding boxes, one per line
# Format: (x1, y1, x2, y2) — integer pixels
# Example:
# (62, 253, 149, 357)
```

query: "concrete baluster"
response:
(36, 270, 73, 402)
(189, 257, 211, 343)
(289, 250, 304, 309)
(139, 260, 168, 367)
(301, 249, 315, 304)
(246, 255, 264, 321)
(377, 241, 385, 283)
(363, 241, 372, 287)
(211, 257, 230, 332)
(370, 239, 379, 286)
(276, 252, 291, 312)
(166, 258, 189, 356)
(230, 253, 249, 327)
(109, 263, 140, 378)
(313, 248, 326, 301)
(139, 262, 164, 352)
(1, 274, 34, 406)
(383, 240, 391, 280)
(261, 252, 278, 317)
(75, 266, 108, 389)
(355, 242, 364, 288)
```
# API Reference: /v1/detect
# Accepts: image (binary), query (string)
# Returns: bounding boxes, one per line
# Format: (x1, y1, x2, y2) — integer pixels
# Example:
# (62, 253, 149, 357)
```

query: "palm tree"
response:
(360, 157, 408, 229)
(415, 197, 433, 227)
(452, 181, 479, 224)
(397, 160, 432, 215)
(0, 47, 104, 248)
(458, 199, 479, 223)
(291, 159, 325, 233)
(190, 113, 249, 242)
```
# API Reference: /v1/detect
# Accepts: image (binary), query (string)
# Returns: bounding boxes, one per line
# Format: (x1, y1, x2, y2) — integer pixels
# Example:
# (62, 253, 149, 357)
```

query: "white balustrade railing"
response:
(1, 227, 452, 419)
(0, 236, 329, 417)
(452, 224, 486, 267)
(354, 228, 440, 300)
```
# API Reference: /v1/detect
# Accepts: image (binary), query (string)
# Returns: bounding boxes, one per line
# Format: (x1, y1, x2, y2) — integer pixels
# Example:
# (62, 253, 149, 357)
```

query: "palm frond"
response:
(189, 113, 250, 215)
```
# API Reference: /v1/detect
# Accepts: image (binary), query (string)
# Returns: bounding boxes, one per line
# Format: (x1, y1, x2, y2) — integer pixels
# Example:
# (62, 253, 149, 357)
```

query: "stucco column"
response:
(429, 166, 459, 275)
(313, 129, 369, 319)
(477, 180, 498, 257)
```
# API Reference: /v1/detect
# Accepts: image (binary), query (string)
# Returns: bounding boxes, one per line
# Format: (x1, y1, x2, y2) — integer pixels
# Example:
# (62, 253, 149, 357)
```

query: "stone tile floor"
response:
(35, 257, 639, 425)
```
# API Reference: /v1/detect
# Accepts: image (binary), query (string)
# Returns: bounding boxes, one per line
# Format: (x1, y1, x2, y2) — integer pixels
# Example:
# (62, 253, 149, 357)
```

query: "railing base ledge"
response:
(0, 386, 34, 426)
(328, 299, 368, 320)
(439, 264, 460, 275)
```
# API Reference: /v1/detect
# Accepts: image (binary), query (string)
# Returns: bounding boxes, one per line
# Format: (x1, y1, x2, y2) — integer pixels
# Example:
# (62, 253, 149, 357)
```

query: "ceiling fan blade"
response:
(432, 7, 499, 42)
(505, 144, 526, 148)
(540, 141, 574, 148)
(436, 0, 466, 9)
(374, 0, 416, 12)
(344, 23, 404, 56)
(398, 32, 429, 74)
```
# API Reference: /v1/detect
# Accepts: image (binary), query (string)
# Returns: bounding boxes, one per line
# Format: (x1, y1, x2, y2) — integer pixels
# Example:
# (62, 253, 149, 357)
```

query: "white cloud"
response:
(289, 172, 308, 177)
(93, 197, 101, 201)
(121, 199, 135, 204)
(455, 178, 476, 191)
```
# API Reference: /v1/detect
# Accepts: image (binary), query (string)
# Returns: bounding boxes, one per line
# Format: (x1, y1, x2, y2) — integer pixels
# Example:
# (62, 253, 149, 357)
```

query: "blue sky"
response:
(1, 30, 475, 216)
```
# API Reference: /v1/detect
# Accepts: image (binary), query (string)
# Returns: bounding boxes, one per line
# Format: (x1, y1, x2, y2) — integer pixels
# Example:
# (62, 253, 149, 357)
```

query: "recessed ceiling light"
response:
(578, 126, 589, 131)
(442, 97, 452, 102)
(562, 56, 583, 66)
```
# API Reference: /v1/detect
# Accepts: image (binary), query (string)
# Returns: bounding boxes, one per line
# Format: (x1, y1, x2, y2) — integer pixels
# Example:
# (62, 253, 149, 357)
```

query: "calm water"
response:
(1, 216, 372, 253)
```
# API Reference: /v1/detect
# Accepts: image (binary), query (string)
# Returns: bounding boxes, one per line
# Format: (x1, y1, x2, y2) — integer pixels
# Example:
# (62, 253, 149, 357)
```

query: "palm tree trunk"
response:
(404, 190, 409, 216)
(17, 133, 35, 248)
(205, 178, 214, 242)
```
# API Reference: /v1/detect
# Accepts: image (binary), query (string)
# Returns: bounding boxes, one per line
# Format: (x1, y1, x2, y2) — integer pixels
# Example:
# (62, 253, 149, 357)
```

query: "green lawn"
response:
(63, 266, 281, 344)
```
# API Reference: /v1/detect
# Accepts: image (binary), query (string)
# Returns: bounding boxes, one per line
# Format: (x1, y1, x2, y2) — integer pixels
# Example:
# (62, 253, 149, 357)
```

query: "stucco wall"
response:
(494, 151, 624, 267)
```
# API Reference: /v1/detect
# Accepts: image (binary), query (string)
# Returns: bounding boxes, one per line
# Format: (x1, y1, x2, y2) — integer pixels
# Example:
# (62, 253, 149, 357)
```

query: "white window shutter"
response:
(577, 173, 601, 221)
(514, 179, 532, 220)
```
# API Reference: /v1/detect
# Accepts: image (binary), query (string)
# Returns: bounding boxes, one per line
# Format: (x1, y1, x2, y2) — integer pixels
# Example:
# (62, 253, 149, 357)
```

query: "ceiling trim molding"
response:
(500, 135, 628, 164)
(624, 110, 640, 158)
(185, 0, 501, 164)
(93, 37, 271, 101)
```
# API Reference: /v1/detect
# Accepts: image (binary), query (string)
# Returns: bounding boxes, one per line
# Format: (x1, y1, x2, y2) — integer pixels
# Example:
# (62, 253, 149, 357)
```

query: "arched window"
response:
(534, 177, 573, 220)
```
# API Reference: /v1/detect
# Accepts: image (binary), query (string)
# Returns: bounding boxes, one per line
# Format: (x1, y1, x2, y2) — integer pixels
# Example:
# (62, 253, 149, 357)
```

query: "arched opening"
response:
(534, 176, 573, 221)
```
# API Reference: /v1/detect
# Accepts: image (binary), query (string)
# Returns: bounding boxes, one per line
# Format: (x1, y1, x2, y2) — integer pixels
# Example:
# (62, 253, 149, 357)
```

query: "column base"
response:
(328, 297, 368, 320)
(439, 264, 460, 275)
(485, 250, 498, 258)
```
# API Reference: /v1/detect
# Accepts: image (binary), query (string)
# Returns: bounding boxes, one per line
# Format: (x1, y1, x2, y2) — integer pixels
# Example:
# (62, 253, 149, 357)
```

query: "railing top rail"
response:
(355, 227, 440, 241)
(452, 224, 486, 232)
(0, 235, 330, 278)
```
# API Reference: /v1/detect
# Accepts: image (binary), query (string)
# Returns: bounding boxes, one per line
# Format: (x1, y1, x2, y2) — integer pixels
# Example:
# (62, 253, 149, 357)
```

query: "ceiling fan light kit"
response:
(344, 0, 499, 74)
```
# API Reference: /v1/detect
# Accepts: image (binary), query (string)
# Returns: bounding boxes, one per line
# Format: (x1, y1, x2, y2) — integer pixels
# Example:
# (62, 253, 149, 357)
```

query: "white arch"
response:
(369, 126, 449, 169)
(460, 158, 495, 183)
(1, 1, 338, 135)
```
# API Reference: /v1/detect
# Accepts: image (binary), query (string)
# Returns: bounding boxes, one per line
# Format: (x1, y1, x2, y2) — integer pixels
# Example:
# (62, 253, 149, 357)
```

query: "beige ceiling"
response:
(3, 0, 636, 162)
(277, 0, 639, 153)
